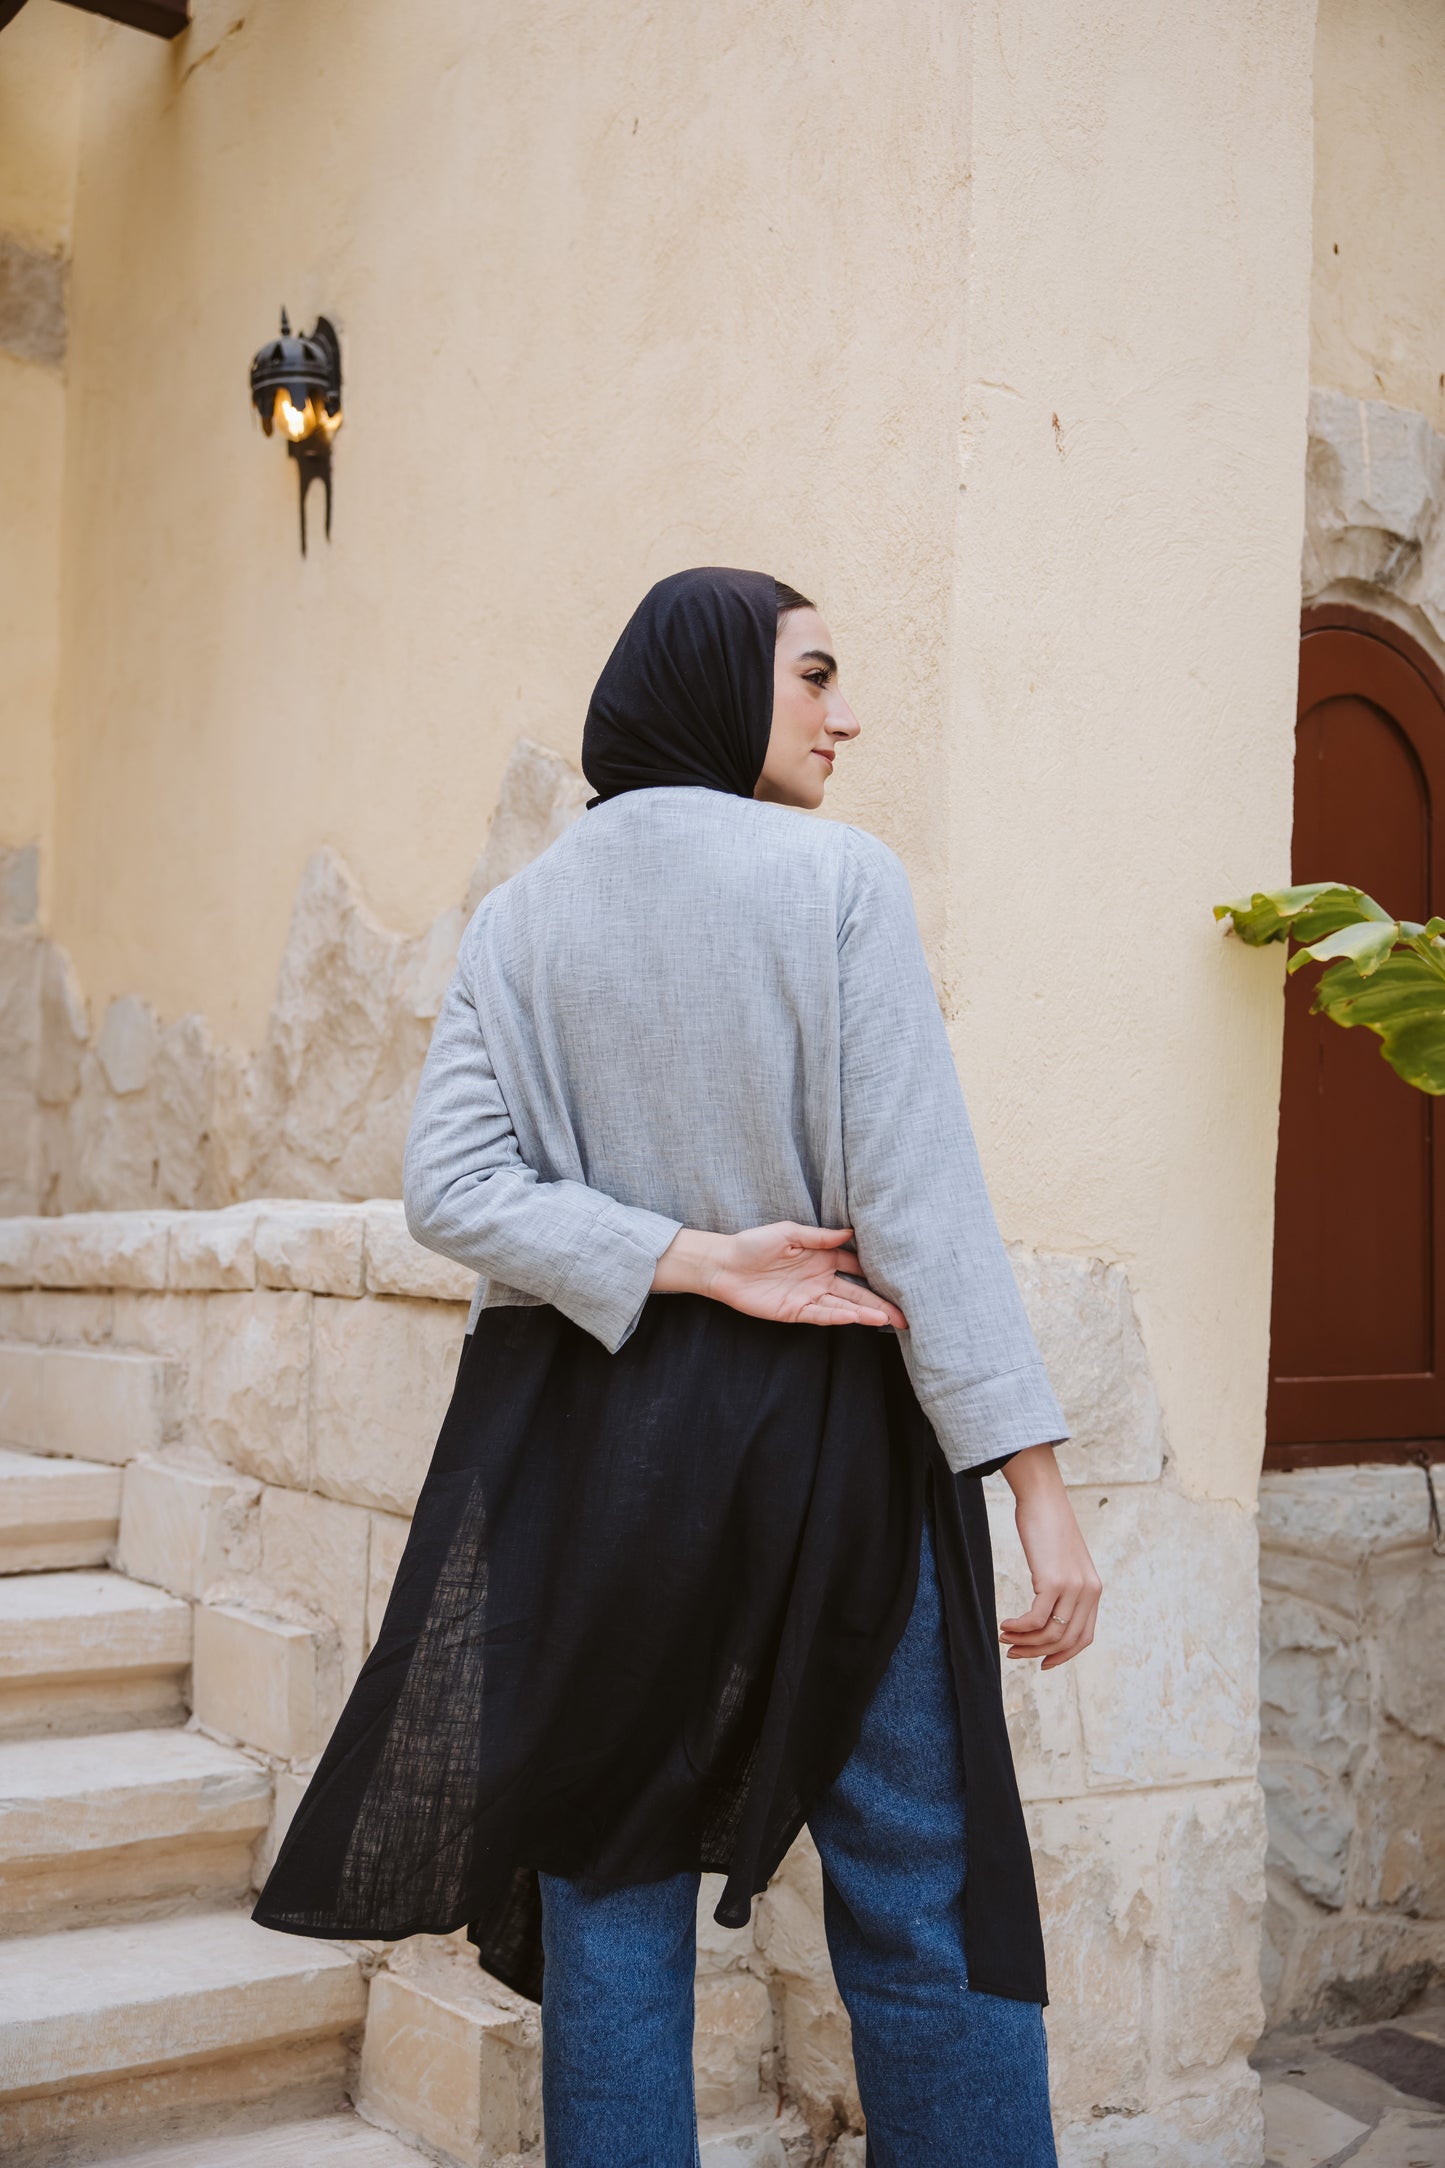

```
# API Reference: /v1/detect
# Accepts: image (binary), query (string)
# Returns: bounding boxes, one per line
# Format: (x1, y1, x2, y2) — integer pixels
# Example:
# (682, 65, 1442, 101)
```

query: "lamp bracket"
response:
(249, 308, 343, 555)
(289, 437, 332, 557)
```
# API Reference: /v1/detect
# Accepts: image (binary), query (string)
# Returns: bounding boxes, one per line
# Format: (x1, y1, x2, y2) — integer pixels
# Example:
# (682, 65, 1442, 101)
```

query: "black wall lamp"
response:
(249, 310, 343, 555)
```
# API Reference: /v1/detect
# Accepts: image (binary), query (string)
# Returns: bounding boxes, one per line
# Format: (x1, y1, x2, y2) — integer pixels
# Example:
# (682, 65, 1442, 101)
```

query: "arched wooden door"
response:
(1266, 607, 1445, 1469)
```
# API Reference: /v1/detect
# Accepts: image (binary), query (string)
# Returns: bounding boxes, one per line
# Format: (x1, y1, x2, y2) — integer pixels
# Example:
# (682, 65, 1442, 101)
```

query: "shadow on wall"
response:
(0, 741, 591, 1216)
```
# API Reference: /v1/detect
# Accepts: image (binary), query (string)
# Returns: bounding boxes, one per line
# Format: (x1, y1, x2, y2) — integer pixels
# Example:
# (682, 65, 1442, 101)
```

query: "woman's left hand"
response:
(996, 1444, 1102, 1670)
(653, 1222, 907, 1328)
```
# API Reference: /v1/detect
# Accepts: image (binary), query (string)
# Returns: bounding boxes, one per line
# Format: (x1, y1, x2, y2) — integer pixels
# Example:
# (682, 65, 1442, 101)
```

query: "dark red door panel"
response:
(1267, 613, 1445, 1461)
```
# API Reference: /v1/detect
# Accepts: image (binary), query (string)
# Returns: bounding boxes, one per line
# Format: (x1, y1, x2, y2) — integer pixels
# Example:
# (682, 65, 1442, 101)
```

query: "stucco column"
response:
(944, 3, 1317, 2158)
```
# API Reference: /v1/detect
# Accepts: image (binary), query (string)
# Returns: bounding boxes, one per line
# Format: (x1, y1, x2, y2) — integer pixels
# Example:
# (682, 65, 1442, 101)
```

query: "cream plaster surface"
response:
(0, 5, 87, 253)
(51, 0, 965, 1049)
(1312, 0, 1445, 435)
(951, 0, 1314, 1505)
(0, 355, 66, 867)
(0, 0, 1333, 2146)
(6, 0, 1313, 1520)
(0, 2, 85, 894)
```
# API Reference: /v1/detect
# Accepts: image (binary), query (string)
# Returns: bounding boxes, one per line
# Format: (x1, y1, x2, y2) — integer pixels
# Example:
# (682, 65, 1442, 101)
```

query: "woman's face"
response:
(754, 608, 860, 809)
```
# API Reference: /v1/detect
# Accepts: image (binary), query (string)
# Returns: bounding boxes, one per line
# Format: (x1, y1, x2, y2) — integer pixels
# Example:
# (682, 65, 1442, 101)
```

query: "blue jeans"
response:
(539, 1513, 1057, 2167)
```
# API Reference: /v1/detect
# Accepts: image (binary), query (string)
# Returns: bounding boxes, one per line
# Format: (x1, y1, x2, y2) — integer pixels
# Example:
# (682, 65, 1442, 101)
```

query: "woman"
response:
(255, 567, 1103, 2167)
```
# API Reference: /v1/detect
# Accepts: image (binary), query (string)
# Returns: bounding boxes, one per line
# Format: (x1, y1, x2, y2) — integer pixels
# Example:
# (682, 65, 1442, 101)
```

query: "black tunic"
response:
(253, 1293, 1048, 2008)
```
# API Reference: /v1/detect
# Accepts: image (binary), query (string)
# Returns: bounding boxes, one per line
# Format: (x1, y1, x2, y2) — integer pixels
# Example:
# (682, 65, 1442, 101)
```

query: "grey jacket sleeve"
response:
(837, 829, 1068, 1474)
(402, 953, 684, 1355)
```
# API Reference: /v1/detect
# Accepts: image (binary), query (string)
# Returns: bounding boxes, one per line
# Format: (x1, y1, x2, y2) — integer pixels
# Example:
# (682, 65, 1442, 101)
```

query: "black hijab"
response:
(581, 566, 779, 805)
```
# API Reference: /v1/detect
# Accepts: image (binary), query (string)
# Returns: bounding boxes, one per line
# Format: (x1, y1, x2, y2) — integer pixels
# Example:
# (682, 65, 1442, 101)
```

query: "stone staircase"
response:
(0, 1370, 400, 2166)
(0, 1278, 807, 2168)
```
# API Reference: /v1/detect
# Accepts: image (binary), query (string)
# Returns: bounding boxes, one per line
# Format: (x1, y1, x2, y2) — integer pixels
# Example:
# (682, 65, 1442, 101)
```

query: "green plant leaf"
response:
(1289, 919, 1400, 978)
(1309, 949, 1445, 1094)
(1217, 881, 1445, 1095)
(1216, 882, 1393, 947)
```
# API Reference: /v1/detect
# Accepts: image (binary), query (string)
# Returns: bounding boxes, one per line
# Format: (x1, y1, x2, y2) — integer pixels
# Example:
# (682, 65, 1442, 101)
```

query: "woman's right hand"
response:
(653, 1223, 907, 1329)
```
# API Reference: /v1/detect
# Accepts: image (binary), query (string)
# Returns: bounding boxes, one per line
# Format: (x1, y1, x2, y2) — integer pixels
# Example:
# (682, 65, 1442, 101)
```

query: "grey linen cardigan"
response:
(402, 785, 1067, 1475)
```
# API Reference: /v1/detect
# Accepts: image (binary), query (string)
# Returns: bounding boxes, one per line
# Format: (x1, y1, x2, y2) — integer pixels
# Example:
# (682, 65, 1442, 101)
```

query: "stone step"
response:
(358, 1940, 781, 2168)
(0, 1728, 271, 1933)
(0, 1910, 367, 2158)
(117, 1454, 260, 1603)
(0, 1569, 191, 1738)
(0, 1445, 123, 1573)
(193, 1597, 342, 1761)
(357, 1947, 540, 2167)
(76, 2111, 426, 2167)
(0, 1343, 180, 1466)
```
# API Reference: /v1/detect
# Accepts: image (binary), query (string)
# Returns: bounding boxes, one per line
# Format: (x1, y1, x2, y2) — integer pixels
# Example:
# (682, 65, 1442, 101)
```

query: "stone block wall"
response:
(1259, 1464, 1445, 2030)
(0, 738, 590, 1219)
(1303, 388, 1445, 653)
(0, 1202, 1269, 2164)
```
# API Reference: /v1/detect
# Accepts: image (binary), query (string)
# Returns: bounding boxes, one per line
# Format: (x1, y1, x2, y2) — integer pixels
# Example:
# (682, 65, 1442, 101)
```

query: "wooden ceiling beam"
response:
(53, 0, 189, 37)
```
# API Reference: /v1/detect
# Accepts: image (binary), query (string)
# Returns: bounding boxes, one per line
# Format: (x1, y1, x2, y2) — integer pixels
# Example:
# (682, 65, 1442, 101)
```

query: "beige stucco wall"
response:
(27, 0, 1312, 1510)
(0, 2, 1325, 2153)
(52, 0, 966, 1046)
(951, 2, 1314, 1506)
(0, 2, 86, 891)
(1312, 0, 1445, 435)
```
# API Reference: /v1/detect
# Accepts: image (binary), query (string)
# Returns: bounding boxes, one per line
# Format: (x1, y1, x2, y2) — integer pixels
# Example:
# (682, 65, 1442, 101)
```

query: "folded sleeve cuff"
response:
(550, 1202, 685, 1353)
(923, 1362, 1069, 1476)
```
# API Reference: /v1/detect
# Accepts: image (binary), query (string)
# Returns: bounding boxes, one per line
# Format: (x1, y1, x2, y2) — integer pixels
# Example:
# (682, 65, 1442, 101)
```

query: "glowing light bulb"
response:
(274, 390, 313, 441)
